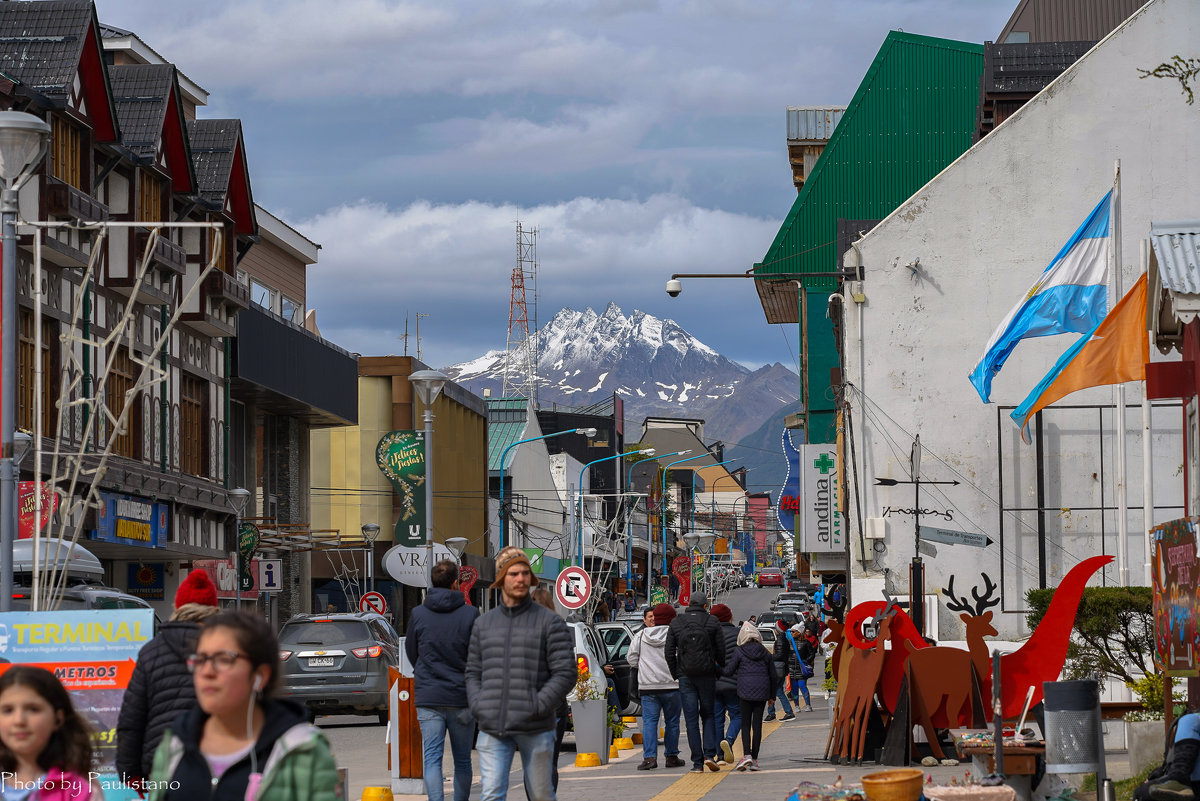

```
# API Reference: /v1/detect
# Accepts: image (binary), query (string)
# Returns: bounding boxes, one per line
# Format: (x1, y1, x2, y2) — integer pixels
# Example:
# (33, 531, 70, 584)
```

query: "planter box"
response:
(1127, 720, 1167, 778)
(571, 699, 612, 765)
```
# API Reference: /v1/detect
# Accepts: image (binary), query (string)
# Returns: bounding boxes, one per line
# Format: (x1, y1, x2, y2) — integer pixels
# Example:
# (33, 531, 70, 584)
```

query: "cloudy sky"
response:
(98, 0, 1014, 371)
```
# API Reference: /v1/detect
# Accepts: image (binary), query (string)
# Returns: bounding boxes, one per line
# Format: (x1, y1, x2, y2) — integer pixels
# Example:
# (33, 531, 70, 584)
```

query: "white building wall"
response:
(510, 438, 568, 560)
(841, 0, 1194, 640)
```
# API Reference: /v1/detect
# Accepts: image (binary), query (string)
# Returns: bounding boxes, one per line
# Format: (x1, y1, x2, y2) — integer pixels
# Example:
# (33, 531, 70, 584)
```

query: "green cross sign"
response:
(813, 453, 835, 474)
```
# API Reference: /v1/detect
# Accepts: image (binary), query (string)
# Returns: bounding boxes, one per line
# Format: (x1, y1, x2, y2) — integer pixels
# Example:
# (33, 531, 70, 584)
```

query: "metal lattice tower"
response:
(502, 222, 539, 404)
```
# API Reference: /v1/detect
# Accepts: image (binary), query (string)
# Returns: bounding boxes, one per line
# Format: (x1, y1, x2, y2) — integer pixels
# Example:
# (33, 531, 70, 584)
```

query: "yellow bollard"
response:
(613, 737, 635, 750)
(622, 716, 638, 725)
(576, 752, 602, 767)
(362, 789, 394, 801)
(609, 744, 620, 759)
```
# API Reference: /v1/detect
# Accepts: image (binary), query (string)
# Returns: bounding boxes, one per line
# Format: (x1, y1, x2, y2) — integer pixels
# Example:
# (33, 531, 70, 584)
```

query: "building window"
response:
(281, 295, 302, 323)
(50, 116, 83, 190)
(17, 310, 57, 440)
(209, 226, 229, 273)
(137, 171, 165, 222)
(181, 374, 207, 477)
(251, 280, 276, 313)
(106, 347, 140, 459)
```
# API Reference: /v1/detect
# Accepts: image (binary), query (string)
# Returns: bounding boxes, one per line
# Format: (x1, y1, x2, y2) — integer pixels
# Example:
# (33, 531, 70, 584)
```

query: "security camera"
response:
(665, 279, 682, 297)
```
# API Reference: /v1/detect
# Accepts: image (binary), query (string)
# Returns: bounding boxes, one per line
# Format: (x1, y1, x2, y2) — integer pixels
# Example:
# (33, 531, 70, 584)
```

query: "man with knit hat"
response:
(466, 546, 574, 801)
(628, 603, 685, 770)
(710, 603, 741, 764)
(116, 568, 221, 787)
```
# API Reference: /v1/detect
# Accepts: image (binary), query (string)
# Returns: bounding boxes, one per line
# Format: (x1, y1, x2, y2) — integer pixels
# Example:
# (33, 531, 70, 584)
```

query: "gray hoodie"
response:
(629, 625, 677, 691)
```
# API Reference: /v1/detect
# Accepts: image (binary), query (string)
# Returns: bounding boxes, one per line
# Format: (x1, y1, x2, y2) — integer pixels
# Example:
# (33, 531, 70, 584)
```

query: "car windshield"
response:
(280, 619, 371, 646)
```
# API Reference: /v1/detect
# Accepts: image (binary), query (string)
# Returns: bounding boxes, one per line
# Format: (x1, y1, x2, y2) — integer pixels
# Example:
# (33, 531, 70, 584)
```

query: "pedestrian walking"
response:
(783, 624, 817, 712)
(765, 620, 796, 721)
(628, 603, 685, 771)
(466, 547, 575, 801)
(117, 568, 221, 788)
(595, 598, 610, 622)
(710, 604, 741, 765)
(0, 666, 98, 800)
(405, 559, 480, 801)
(529, 587, 571, 795)
(146, 610, 339, 801)
(723, 623, 778, 772)
(664, 592, 726, 772)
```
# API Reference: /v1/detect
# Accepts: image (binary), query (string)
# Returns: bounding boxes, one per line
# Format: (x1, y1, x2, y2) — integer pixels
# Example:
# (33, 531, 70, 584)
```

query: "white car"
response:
(567, 621, 610, 702)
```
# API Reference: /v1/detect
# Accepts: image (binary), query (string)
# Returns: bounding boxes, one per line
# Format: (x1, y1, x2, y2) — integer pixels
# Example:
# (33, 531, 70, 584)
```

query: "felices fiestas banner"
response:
(459, 565, 478, 605)
(376, 431, 427, 547)
(673, 555, 691, 606)
(17, 482, 57, 539)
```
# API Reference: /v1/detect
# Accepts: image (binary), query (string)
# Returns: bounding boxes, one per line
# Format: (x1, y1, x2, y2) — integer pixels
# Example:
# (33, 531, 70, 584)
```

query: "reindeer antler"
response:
(942, 574, 974, 614)
(971, 573, 999, 614)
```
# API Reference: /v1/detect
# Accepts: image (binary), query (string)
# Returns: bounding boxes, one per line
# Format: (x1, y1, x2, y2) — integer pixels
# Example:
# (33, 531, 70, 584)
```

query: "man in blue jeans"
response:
(466, 546, 575, 801)
(405, 560, 480, 801)
(628, 603, 686, 769)
(665, 592, 727, 772)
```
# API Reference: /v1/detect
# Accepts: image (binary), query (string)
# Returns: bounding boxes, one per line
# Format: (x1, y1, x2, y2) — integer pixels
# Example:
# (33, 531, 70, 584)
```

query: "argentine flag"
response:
(969, 191, 1112, 403)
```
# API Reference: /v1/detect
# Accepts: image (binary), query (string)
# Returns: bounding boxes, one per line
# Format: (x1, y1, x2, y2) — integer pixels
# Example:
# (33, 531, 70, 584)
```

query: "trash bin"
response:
(1043, 680, 1103, 774)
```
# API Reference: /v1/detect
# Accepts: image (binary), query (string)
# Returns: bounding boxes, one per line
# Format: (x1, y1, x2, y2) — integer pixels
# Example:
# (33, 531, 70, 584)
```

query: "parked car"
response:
(757, 625, 778, 647)
(572, 621, 639, 717)
(771, 591, 810, 610)
(277, 612, 399, 723)
(757, 567, 784, 588)
(757, 610, 802, 629)
(11, 582, 161, 631)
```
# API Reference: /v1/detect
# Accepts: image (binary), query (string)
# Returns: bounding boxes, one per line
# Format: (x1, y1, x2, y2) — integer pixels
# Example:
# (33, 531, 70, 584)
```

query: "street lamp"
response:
(661, 452, 716, 587)
(361, 523, 380, 595)
(445, 537, 468, 559)
(409, 369, 449, 593)
(227, 487, 250, 609)
(498, 426, 596, 550)
(626, 449, 686, 600)
(577, 448, 653, 569)
(0, 112, 50, 613)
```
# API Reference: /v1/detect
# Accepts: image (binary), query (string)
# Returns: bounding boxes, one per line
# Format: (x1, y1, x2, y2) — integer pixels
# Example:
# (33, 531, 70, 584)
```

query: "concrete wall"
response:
(841, 0, 1193, 638)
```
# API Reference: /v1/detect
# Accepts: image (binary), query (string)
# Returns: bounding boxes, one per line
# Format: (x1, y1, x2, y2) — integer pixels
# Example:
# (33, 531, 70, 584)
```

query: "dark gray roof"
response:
(109, 63, 172, 159)
(187, 118, 241, 204)
(0, 0, 92, 98)
(982, 41, 1095, 94)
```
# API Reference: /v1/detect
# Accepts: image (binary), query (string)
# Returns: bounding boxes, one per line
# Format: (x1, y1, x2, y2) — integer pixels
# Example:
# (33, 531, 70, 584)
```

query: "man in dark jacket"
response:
(665, 592, 726, 772)
(710, 604, 741, 764)
(116, 568, 220, 785)
(406, 559, 480, 801)
(466, 546, 574, 801)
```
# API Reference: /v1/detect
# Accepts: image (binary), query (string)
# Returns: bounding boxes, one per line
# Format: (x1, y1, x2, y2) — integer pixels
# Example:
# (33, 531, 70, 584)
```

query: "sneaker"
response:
(1151, 781, 1195, 801)
(781, 712, 796, 721)
(764, 712, 776, 721)
(735, 756, 752, 772)
(665, 756, 686, 768)
(802, 706, 815, 713)
(704, 757, 720, 771)
(689, 766, 705, 773)
(720, 739, 735, 763)
(637, 758, 658, 771)
(749, 759, 760, 771)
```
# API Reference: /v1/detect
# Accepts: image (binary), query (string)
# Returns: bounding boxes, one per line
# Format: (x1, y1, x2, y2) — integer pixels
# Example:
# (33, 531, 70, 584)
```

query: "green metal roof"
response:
(487, 397, 529, 472)
(755, 31, 984, 323)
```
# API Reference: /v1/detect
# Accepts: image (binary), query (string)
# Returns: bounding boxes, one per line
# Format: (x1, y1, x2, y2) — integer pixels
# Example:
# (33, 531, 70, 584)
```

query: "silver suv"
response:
(277, 612, 399, 723)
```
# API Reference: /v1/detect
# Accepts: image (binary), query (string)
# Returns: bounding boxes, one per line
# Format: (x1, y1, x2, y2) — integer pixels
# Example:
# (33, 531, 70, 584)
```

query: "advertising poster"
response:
(0, 609, 154, 800)
(1152, 517, 1199, 676)
(376, 431, 427, 547)
(800, 445, 844, 554)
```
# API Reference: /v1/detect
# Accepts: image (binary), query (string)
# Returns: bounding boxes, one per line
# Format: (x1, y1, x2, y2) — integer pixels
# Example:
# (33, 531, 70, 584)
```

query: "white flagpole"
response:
(1141, 238, 1154, 586)
(1112, 159, 1129, 586)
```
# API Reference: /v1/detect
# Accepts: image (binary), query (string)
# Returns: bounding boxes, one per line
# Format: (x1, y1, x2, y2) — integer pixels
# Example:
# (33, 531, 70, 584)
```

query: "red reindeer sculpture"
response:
(828, 602, 896, 764)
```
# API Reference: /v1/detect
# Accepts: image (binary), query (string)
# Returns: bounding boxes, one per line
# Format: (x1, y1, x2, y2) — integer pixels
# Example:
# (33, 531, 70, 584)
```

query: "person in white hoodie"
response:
(628, 603, 684, 771)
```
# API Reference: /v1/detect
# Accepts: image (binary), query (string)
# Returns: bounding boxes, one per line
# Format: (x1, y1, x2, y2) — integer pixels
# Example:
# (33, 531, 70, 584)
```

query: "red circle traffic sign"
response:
(555, 566, 592, 610)
(360, 591, 388, 614)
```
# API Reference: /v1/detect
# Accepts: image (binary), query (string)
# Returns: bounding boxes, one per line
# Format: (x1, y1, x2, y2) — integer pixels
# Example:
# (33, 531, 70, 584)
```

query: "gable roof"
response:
(187, 118, 256, 234)
(109, 63, 194, 192)
(997, 0, 1147, 43)
(0, 0, 118, 140)
(754, 32, 984, 323)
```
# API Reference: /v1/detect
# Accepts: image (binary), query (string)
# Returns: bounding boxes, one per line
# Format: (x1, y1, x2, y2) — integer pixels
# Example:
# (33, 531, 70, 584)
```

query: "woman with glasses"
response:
(145, 611, 338, 800)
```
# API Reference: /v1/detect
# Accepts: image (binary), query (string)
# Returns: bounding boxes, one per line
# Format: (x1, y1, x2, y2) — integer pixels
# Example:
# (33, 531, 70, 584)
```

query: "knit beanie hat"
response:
(175, 569, 218, 609)
(652, 603, 676, 625)
(490, 546, 538, 589)
(711, 603, 733, 623)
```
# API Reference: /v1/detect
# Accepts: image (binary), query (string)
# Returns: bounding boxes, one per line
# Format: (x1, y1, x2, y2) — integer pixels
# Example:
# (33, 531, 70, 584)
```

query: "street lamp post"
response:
(409, 369, 448, 594)
(627, 450, 685, 600)
(577, 449, 653, 569)
(0, 112, 50, 613)
(227, 487, 250, 609)
(361, 523, 380, 596)
(498, 427, 596, 550)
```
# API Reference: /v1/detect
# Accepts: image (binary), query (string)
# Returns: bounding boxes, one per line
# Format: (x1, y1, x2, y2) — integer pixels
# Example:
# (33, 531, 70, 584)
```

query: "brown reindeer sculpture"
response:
(902, 574, 999, 758)
(828, 600, 896, 764)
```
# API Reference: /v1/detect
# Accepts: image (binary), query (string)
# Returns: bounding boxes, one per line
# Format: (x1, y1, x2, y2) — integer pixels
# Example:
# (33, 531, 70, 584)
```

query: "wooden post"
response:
(388, 668, 423, 779)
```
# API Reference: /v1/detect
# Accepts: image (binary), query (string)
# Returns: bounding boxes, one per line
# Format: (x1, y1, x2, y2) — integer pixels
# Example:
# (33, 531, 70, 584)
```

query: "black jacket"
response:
(715, 622, 739, 693)
(405, 587, 480, 708)
(116, 619, 204, 780)
(157, 698, 309, 801)
(464, 596, 575, 737)
(664, 606, 726, 679)
(723, 642, 777, 702)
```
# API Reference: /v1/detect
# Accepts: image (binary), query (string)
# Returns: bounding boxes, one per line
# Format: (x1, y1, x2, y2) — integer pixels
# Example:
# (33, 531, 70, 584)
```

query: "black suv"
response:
(277, 612, 399, 723)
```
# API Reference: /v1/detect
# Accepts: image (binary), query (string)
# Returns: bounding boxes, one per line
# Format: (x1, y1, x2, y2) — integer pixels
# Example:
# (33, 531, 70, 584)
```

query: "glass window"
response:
(280, 620, 371, 646)
(281, 295, 303, 324)
(251, 280, 276, 312)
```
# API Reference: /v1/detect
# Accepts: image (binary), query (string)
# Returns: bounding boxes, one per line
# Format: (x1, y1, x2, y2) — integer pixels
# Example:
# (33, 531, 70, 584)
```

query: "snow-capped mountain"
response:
(444, 302, 798, 445)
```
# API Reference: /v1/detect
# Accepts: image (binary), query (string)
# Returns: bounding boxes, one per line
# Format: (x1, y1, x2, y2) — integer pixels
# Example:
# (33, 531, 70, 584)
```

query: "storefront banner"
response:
(18, 482, 57, 539)
(799, 445, 845, 554)
(376, 431, 426, 547)
(126, 563, 165, 601)
(382, 543, 457, 588)
(0, 609, 154, 800)
(192, 557, 260, 600)
(92, 492, 168, 548)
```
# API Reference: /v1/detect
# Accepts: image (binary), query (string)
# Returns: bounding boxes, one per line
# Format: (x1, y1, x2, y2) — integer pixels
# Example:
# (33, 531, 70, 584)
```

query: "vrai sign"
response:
(383, 543, 459, 588)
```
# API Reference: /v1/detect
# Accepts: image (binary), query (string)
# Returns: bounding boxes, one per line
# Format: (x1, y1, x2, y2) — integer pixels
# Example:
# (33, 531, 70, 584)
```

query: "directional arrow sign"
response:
(918, 525, 993, 549)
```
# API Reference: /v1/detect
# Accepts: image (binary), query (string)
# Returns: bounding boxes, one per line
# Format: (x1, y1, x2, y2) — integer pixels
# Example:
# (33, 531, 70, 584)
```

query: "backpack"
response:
(676, 618, 715, 676)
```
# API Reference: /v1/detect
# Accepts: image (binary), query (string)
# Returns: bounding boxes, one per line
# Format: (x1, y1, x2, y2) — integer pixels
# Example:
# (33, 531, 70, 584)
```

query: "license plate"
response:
(308, 657, 335, 667)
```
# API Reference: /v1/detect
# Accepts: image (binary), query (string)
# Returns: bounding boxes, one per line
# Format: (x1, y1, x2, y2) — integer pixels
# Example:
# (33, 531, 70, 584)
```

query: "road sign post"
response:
(360, 591, 388, 615)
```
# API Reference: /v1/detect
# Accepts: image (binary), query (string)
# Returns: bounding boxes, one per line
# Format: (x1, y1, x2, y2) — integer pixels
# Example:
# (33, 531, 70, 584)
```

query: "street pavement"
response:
(320, 585, 1129, 801)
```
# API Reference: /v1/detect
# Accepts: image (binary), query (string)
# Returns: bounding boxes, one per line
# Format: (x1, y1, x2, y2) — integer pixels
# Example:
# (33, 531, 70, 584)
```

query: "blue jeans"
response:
(477, 729, 557, 801)
(768, 675, 794, 717)
(796, 676, 811, 705)
(714, 688, 741, 746)
(417, 706, 475, 801)
(678, 674, 717, 767)
(640, 689, 681, 760)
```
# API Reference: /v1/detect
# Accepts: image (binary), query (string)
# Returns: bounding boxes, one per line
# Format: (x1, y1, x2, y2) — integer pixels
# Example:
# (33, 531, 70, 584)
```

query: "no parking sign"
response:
(555, 566, 592, 610)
